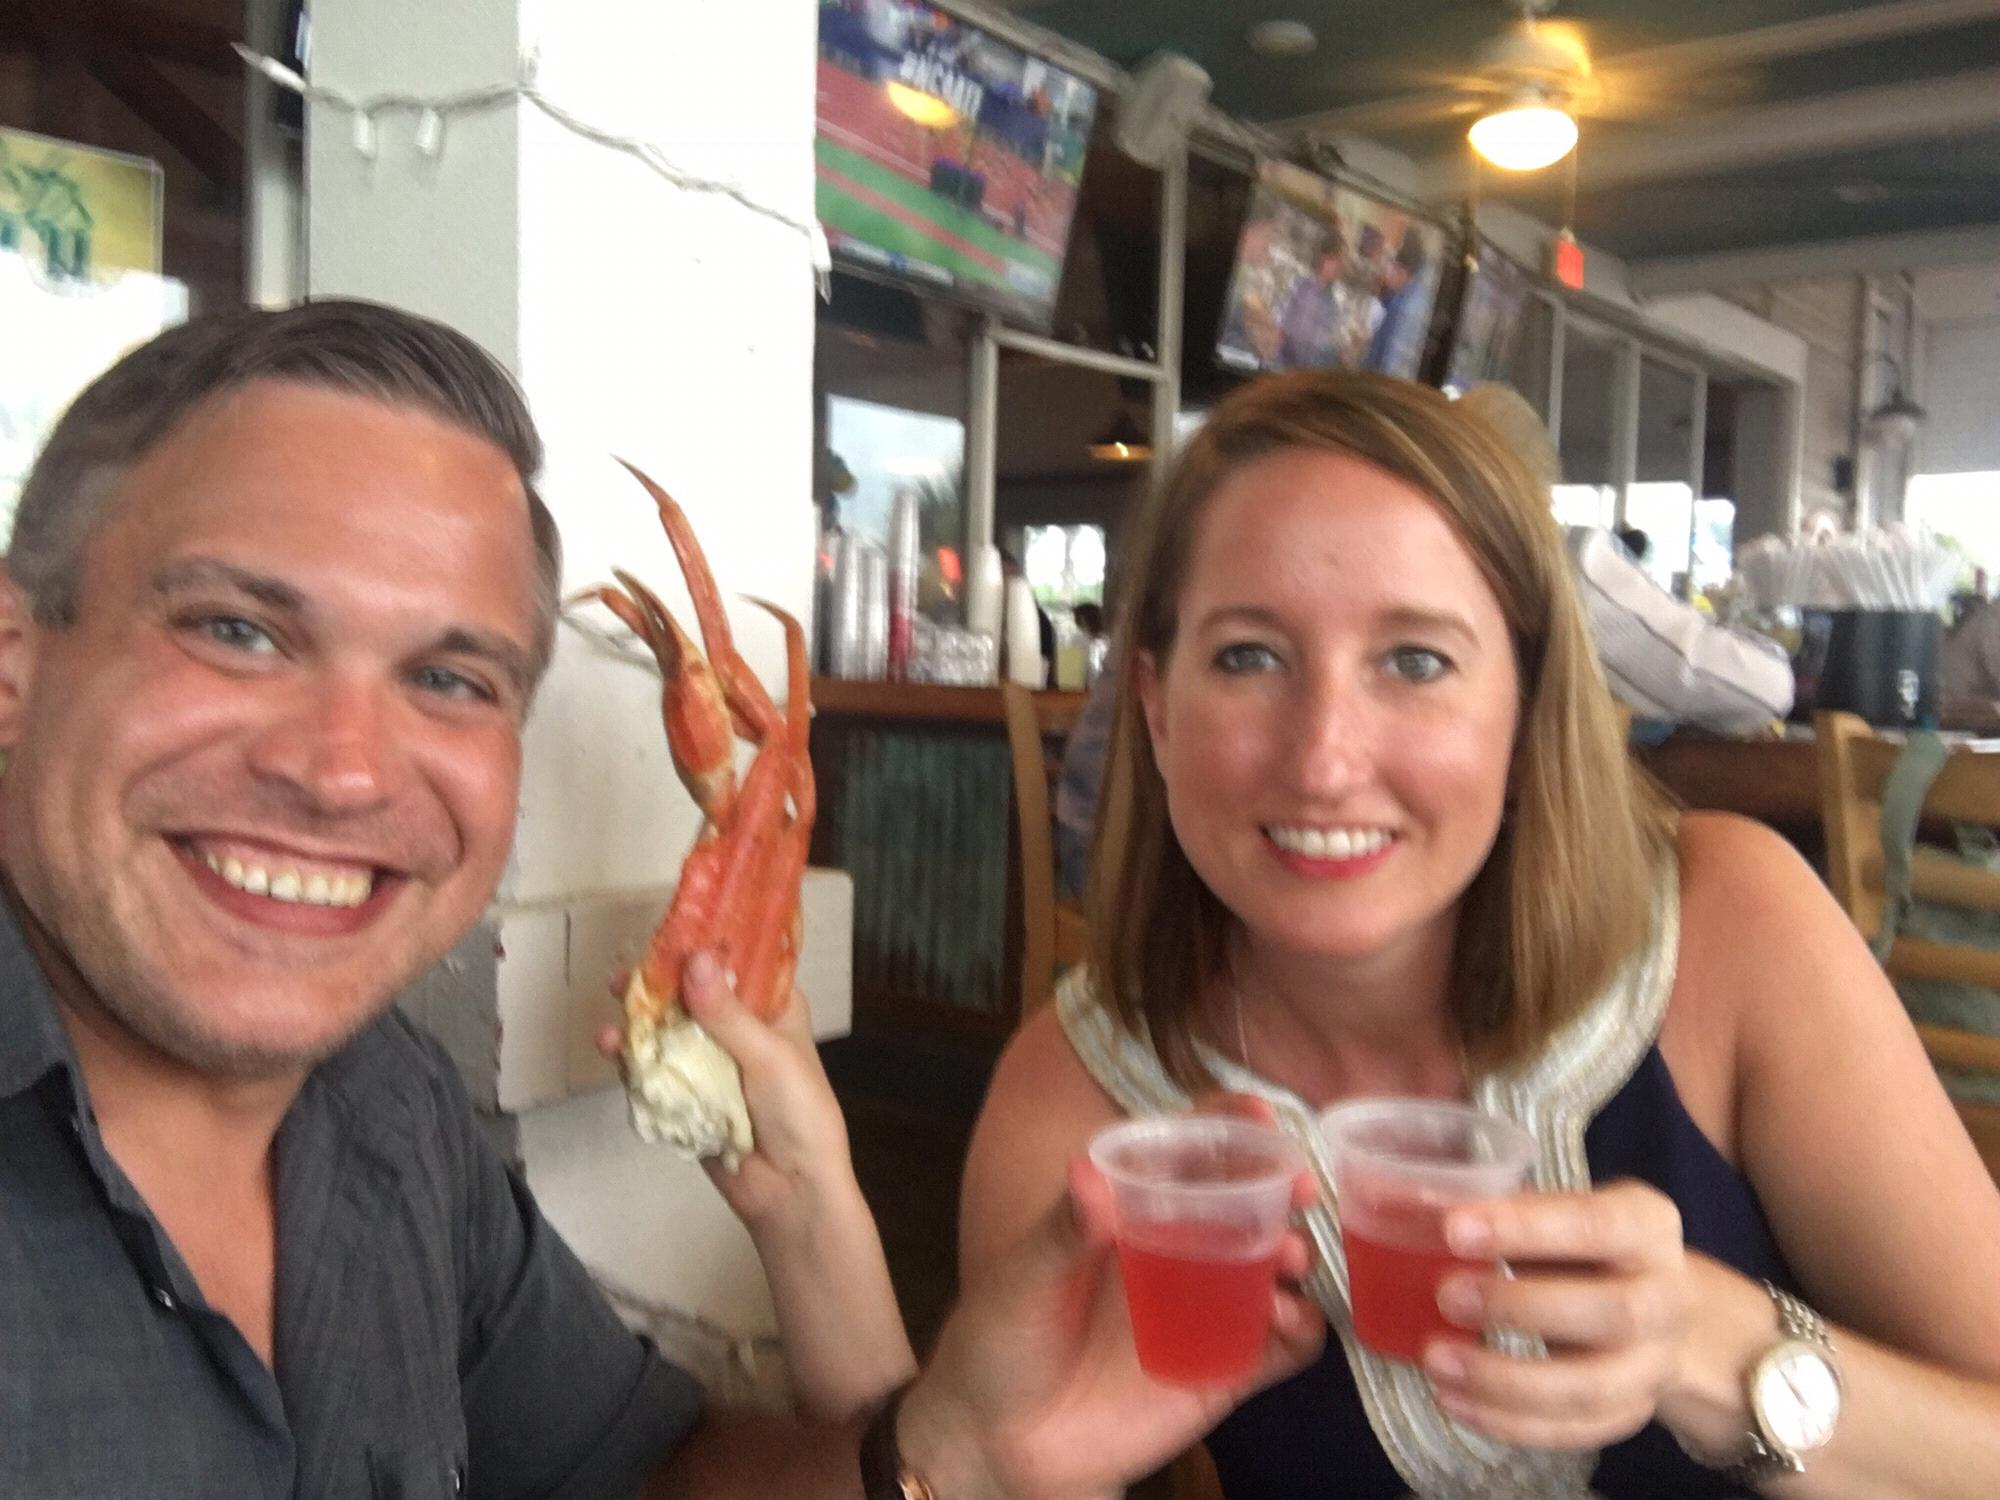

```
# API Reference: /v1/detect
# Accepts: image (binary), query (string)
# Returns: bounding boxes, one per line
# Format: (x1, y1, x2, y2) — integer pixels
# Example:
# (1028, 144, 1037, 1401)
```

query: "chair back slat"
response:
(1002, 682, 1057, 1021)
(1816, 711, 2000, 1184)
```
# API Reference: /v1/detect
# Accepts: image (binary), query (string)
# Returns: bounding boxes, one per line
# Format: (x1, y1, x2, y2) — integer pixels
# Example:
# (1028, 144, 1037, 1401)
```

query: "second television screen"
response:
(1217, 159, 1441, 381)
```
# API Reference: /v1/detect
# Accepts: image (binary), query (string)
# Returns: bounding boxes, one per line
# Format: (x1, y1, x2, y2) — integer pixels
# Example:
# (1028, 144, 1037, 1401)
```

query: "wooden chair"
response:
(1816, 710, 2000, 1179)
(1001, 682, 1090, 1018)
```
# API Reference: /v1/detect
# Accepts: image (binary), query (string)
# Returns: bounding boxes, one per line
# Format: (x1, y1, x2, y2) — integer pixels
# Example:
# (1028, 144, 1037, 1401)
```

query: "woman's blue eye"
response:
(1213, 641, 1282, 675)
(1387, 645, 1450, 683)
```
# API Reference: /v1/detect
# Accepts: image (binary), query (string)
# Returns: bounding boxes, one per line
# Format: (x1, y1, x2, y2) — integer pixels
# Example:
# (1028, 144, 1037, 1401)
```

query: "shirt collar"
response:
(0, 887, 85, 1103)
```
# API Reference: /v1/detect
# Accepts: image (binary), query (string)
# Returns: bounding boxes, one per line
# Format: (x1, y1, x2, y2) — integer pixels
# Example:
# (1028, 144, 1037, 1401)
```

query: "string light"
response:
(234, 45, 832, 295)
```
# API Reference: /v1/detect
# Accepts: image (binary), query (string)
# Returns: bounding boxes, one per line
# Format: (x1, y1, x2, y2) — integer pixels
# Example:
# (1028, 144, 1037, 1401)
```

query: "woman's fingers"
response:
(1436, 1265, 1691, 1350)
(1446, 1179, 1683, 1271)
(1423, 1334, 1667, 1447)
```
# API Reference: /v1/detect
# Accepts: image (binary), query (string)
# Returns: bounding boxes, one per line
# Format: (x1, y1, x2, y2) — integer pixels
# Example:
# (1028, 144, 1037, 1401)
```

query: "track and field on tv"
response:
(815, 0, 1098, 327)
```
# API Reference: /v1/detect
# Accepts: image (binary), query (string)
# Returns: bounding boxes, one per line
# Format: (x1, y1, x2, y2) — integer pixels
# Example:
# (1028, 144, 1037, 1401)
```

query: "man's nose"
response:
(246, 674, 406, 813)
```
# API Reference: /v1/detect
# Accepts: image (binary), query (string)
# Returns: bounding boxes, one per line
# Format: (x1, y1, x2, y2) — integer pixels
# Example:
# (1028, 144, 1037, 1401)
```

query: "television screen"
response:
(814, 0, 1098, 328)
(1216, 159, 1442, 381)
(1438, 236, 1534, 394)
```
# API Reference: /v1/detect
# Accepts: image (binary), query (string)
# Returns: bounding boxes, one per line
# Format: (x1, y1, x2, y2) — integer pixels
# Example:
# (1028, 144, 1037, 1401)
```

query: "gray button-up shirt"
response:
(0, 904, 703, 1498)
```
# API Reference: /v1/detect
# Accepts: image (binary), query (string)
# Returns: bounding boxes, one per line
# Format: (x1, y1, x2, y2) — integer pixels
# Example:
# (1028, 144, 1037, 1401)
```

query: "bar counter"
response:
(806, 678, 1083, 1036)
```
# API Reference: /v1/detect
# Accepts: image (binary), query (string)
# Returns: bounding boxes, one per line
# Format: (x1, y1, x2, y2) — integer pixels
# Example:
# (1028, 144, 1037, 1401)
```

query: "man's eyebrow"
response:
(432, 627, 535, 700)
(151, 557, 306, 613)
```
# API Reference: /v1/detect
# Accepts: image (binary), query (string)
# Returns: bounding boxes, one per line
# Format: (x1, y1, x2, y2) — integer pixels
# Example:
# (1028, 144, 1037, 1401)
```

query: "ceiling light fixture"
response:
(1468, 93, 1577, 172)
(1247, 20, 1317, 57)
(1860, 352, 1926, 447)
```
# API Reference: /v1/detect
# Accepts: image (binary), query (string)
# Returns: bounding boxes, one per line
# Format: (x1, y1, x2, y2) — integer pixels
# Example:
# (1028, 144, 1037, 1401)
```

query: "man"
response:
(1276, 231, 1350, 371)
(0, 301, 1319, 1498)
(1363, 231, 1431, 380)
(1458, 383, 1794, 736)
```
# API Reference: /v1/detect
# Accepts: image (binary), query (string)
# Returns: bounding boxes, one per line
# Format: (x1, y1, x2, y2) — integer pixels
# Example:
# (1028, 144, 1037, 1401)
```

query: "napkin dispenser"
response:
(1794, 609, 1940, 727)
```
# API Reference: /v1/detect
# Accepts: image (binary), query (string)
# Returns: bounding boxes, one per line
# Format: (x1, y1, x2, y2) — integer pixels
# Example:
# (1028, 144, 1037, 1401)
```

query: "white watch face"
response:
(1753, 1342, 1841, 1452)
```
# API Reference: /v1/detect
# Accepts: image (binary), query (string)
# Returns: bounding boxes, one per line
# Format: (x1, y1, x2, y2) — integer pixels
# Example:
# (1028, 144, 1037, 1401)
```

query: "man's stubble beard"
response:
(26, 863, 404, 1082)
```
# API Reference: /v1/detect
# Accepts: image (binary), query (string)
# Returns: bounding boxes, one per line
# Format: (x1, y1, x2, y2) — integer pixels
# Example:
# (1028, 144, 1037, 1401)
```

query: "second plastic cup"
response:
(1319, 1098, 1537, 1364)
(1089, 1116, 1303, 1386)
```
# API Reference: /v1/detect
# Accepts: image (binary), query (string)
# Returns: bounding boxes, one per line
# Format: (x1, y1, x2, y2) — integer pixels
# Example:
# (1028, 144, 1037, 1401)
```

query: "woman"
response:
(960, 371, 2000, 1497)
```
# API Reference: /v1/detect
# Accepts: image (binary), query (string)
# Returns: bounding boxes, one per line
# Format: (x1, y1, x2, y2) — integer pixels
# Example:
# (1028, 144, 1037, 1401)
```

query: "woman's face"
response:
(1137, 447, 1520, 969)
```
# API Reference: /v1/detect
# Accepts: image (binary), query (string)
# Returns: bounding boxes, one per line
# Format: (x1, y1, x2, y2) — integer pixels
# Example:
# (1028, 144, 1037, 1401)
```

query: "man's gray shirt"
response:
(0, 902, 703, 1498)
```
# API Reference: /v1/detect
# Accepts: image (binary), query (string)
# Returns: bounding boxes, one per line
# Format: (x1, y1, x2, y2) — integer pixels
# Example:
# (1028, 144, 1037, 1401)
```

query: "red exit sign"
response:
(1551, 231, 1586, 290)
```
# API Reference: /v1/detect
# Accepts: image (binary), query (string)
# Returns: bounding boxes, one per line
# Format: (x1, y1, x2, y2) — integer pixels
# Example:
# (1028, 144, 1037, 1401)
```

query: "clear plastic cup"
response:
(1319, 1098, 1537, 1364)
(1088, 1116, 1303, 1386)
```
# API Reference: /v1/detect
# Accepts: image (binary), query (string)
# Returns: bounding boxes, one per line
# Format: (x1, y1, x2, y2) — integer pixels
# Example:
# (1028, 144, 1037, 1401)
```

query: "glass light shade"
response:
(1468, 105, 1578, 171)
(885, 81, 958, 129)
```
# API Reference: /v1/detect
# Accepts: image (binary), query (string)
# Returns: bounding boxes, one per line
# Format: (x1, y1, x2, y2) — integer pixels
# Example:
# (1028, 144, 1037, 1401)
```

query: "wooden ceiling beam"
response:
(84, 47, 243, 196)
(17, 0, 240, 74)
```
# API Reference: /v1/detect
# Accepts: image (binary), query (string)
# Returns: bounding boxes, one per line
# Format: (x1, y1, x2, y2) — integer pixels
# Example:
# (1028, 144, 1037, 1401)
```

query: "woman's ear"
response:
(1134, 648, 1166, 755)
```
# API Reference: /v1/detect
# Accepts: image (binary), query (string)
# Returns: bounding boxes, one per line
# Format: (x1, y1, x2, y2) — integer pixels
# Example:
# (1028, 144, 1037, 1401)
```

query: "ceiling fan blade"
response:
(1275, 88, 1490, 139)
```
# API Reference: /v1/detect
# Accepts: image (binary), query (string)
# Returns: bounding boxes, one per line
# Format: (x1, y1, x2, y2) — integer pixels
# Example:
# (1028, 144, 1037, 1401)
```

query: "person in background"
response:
(1055, 652, 1116, 901)
(961, 370, 2000, 1499)
(0, 300, 1323, 1499)
(1363, 231, 1431, 379)
(1460, 383, 1794, 737)
(1277, 231, 1351, 371)
(1939, 593, 2000, 732)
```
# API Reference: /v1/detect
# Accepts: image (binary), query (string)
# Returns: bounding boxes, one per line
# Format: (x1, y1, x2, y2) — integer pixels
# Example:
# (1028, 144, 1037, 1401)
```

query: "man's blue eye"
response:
(413, 665, 494, 702)
(201, 616, 276, 653)
(1214, 642, 1281, 675)
(1387, 645, 1449, 683)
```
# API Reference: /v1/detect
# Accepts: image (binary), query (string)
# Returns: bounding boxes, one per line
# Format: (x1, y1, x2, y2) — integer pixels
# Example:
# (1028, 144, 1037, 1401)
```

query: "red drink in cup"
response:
(1319, 1099, 1537, 1365)
(1090, 1117, 1303, 1387)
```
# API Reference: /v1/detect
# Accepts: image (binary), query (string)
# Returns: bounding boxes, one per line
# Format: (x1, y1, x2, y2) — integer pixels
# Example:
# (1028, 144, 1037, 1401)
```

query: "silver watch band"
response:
(1721, 1282, 1835, 1485)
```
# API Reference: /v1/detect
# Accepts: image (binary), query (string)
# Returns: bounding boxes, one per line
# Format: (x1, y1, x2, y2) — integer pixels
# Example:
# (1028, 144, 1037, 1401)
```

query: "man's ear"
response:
(0, 571, 38, 748)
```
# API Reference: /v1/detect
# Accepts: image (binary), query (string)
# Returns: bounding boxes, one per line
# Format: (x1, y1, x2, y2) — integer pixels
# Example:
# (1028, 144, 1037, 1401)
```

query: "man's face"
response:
(0, 380, 542, 1078)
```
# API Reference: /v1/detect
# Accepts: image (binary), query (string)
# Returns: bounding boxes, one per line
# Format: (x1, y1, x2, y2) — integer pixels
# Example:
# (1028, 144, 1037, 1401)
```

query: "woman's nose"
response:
(1285, 674, 1371, 796)
(245, 675, 406, 813)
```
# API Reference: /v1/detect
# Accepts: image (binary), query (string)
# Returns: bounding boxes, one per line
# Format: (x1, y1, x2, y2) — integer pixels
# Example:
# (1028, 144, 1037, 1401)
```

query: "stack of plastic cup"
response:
(828, 532, 867, 678)
(965, 543, 1004, 648)
(1004, 576, 1043, 689)
(886, 489, 920, 681)
(860, 546, 889, 680)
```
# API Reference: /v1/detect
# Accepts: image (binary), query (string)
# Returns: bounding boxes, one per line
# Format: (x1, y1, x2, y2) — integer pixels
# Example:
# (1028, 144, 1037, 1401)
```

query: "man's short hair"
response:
(10, 298, 563, 688)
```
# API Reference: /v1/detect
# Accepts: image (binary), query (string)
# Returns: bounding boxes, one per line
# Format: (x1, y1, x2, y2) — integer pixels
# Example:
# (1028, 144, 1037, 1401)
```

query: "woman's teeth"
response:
(201, 850, 374, 908)
(1266, 825, 1392, 860)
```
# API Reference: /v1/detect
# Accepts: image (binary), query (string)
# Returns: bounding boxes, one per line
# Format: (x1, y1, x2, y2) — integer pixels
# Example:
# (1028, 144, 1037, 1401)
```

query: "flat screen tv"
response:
(1434, 234, 1534, 394)
(815, 0, 1098, 329)
(1215, 159, 1442, 381)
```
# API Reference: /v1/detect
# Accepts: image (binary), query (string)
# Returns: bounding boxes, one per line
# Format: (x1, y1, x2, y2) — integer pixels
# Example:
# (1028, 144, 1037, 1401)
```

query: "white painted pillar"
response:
(304, 0, 841, 1401)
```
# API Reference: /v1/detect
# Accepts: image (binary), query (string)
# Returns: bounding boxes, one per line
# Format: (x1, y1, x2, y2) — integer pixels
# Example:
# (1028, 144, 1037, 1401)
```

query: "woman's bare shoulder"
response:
(960, 1002, 1124, 1279)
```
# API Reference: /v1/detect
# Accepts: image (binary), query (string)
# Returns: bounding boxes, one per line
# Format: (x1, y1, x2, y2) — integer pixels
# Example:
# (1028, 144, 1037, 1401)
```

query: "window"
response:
(1906, 471, 2000, 576)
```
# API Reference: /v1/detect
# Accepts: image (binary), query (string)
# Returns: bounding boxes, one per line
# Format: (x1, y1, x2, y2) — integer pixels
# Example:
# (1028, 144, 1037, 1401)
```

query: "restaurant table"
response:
(1638, 728, 2000, 853)
(807, 678, 1084, 1037)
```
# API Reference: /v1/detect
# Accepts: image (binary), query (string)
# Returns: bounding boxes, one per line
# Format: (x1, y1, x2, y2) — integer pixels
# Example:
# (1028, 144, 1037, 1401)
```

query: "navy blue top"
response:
(1205, 1046, 1794, 1499)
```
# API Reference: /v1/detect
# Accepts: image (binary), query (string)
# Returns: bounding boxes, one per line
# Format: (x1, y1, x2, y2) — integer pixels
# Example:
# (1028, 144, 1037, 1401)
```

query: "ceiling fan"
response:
(1278, 0, 2000, 173)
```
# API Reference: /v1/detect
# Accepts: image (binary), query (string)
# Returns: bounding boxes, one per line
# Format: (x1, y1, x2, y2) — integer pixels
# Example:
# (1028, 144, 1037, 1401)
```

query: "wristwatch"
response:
(1723, 1282, 1843, 1484)
(860, 1381, 938, 1500)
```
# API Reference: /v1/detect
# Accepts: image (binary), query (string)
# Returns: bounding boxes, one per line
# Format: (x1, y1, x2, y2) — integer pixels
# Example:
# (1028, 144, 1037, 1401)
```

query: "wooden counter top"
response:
(810, 677, 1088, 735)
(1640, 731, 2000, 828)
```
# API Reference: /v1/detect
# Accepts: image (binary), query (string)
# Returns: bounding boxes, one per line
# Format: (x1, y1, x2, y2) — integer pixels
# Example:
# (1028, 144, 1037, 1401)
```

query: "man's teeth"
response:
(203, 851, 374, 907)
(1267, 825, 1392, 860)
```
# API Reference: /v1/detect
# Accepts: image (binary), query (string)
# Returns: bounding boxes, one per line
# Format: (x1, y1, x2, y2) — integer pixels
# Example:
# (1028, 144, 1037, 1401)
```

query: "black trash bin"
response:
(1794, 608, 1940, 727)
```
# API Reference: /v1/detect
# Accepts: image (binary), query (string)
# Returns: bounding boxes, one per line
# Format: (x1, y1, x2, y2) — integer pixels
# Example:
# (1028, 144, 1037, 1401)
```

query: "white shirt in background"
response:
(1565, 526, 1794, 735)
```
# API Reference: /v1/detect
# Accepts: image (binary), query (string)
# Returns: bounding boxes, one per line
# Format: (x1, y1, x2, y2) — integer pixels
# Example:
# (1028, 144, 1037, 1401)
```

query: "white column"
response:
(305, 0, 836, 1401)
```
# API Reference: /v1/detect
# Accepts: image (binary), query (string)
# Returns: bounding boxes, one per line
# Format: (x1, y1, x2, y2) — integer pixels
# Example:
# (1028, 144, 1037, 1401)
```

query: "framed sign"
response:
(0, 127, 164, 282)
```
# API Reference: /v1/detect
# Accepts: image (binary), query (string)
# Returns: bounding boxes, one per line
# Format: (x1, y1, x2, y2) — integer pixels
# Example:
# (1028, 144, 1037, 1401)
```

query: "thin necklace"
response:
(1230, 970, 1255, 1076)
